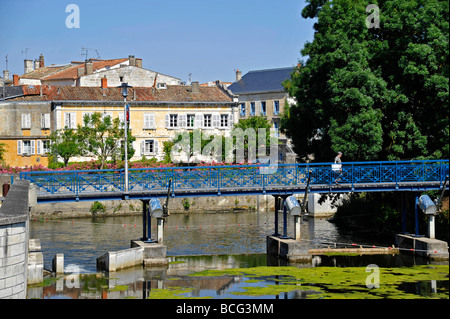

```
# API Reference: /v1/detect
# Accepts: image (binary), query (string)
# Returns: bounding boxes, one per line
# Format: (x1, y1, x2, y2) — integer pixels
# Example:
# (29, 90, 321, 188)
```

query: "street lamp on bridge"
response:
(119, 82, 132, 196)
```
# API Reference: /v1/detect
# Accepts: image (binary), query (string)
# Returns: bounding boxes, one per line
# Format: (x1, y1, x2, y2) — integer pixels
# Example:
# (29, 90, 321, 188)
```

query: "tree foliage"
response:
(77, 113, 135, 169)
(49, 128, 82, 167)
(282, 0, 449, 162)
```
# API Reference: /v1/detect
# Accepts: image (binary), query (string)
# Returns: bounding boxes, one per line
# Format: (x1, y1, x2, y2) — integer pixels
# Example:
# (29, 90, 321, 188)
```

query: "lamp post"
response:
(119, 82, 132, 195)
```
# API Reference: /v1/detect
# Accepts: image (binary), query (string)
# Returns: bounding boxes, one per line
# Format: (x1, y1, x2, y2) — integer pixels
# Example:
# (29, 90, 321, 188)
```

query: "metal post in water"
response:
(142, 200, 148, 241)
(294, 215, 301, 240)
(157, 218, 164, 242)
(428, 215, 436, 239)
(414, 195, 420, 236)
(273, 195, 280, 236)
(282, 197, 288, 239)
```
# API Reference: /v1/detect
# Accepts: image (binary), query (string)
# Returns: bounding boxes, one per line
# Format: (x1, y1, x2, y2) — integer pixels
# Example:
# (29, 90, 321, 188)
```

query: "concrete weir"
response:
(96, 240, 168, 272)
(267, 236, 312, 263)
(395, 234, 449, 260)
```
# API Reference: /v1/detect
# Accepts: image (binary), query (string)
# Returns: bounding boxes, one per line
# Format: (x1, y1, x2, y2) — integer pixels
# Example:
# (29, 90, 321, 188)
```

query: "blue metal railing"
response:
(20, 160, 449, 198)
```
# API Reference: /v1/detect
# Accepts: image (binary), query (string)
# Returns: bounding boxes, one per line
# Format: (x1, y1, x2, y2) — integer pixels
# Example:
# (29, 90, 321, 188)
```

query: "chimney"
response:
(135, 58, 142, 68)
(3, 70, 10, 81)
(77, 67, 85, 77)
(24, 59, 34, 74)
(34, 59, 40, 70)
(39, 54, 44, 68)
(191, 81, 200, 93)
(128, 55, 136, 67)
(236, 69, 242, 82)
(85, 61, 93, 75)
(101, 76, 107, 88)
(13, 74, 19, 86)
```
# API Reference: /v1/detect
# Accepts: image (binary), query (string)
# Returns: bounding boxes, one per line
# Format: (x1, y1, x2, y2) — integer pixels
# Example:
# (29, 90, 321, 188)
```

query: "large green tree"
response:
(282, 0, 449, 162)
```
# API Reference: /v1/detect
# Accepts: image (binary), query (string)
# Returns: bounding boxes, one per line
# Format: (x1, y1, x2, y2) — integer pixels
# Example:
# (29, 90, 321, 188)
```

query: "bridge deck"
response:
(20, 160, 449, 203)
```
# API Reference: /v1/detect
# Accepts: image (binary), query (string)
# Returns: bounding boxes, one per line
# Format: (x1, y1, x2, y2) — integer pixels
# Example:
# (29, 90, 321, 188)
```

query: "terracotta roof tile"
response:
(7, 85, 233, 103)
(43, 59, 128, 81)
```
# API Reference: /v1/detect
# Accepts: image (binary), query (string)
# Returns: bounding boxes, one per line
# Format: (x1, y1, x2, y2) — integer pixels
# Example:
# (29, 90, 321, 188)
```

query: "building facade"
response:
(227, 67, 297, 163)
(2, 82, 235, 166)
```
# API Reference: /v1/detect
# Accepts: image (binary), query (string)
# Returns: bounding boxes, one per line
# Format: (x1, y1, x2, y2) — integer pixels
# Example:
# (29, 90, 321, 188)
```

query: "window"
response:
(17, 140, 35, 155)
(143, 113, 155, 129)
(203, 114, 212, 128)
(187, 114, 195, 128)
(273, 122, 280, 137)
(21, 113, 31, 129)
(141, 139, 159, 155)
(42, 140, 51, 154)
(273, 101, 280, 115)
(41, 113, 51, 129)
(220, 114, 228, 127)
(157, 83, 167, 89)
(250, 102, 255, 116)
(169, 114, 178, 127)
(64, 112, 76, 129)
(240, 103, 246, 117)
(36, 140, 51, 155)
(261, 101, 266, 116)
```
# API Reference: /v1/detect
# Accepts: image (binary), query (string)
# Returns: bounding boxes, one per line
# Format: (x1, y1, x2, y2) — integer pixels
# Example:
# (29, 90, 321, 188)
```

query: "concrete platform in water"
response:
(97, 240, 168, 272)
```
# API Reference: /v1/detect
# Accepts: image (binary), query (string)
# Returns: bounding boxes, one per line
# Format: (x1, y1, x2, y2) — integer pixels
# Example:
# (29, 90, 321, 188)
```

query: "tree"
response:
(77, 112, 135, 169)
(49, 128, 82, 167)
(0, 142, 6, 164)
(282, 0, 449, 162)
(232, 116, 276, 162)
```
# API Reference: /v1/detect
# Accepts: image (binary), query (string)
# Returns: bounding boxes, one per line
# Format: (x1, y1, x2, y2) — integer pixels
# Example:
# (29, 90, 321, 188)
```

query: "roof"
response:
(227, 67, 294, 95)
(43, 59, 128, 81)
(4, 85, 233, 103)
(20, 59, 128, 81)
(20, 64, 74, 79)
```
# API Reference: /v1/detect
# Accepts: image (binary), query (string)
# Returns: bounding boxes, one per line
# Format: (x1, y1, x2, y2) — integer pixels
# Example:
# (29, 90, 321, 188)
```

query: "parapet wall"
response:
(0, 180, 30, 299)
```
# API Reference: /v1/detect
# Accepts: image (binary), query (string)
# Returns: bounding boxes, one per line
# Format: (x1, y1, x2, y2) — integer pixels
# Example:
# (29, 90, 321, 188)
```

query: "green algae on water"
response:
(189, 265, 449, 299)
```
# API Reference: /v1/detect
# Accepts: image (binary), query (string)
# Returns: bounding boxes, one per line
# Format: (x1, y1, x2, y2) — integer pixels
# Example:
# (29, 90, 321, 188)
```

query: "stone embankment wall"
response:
(30, 194, 339, 219)
(0, 180, 30, 299)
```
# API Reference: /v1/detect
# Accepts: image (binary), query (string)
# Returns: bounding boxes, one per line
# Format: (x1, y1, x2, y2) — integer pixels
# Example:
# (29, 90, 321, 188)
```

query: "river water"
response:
(28, 210, 448, 299)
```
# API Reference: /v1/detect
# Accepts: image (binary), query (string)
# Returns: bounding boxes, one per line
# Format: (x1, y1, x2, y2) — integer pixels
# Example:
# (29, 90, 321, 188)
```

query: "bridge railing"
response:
(19, 159, 449, 197)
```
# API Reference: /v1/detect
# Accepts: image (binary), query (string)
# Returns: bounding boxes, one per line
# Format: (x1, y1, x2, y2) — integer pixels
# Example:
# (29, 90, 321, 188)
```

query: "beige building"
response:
(3, 82, 235, 166)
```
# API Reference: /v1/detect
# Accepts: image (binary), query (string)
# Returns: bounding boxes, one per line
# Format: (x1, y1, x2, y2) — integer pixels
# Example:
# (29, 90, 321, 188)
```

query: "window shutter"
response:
(144, 114, 151, 128)
(165, 114, 170, 128)
(140, 141, 145, 155)
(195, 114, 202, 128)
(70, 113, 76, 128)
(17, 140, 22, 155)
(64, 113, 70, 128)
(154, 140, 159, 154)
(30, 140, 35, 155)
(212, 114, 220, 128)
(229, 114, 233, 127)
(45, 113, 51, 128)
(149, 114, 155, 128)
(179, 114, 187, 128)
(37, 140, 42, 155)
(41, 114, 45, 129)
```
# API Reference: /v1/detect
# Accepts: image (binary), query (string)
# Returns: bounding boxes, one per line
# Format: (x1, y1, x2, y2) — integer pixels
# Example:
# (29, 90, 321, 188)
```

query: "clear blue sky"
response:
(0, 0, 316, 84)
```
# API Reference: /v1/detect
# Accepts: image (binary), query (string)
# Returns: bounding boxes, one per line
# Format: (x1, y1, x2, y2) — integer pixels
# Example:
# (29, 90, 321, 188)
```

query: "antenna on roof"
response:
(21, 48, 31, 59)
(81, 47, 101, 60)
(5, 55, 8, 70)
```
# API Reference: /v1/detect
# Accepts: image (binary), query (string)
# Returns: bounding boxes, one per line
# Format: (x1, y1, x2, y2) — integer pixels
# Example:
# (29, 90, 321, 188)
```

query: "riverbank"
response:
(30, 195, 274, 219)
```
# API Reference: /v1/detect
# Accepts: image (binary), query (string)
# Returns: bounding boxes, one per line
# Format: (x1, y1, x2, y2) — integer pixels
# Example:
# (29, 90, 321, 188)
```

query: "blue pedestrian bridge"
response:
(20, 160, 449, 203)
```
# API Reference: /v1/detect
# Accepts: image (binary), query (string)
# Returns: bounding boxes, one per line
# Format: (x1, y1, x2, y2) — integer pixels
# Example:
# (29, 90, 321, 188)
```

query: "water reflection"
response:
(28, 210, 448, 299)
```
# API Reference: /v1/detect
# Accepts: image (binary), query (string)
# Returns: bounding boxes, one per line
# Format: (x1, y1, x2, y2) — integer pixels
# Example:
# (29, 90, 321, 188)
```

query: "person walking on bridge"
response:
(333, 152, 343, 184)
